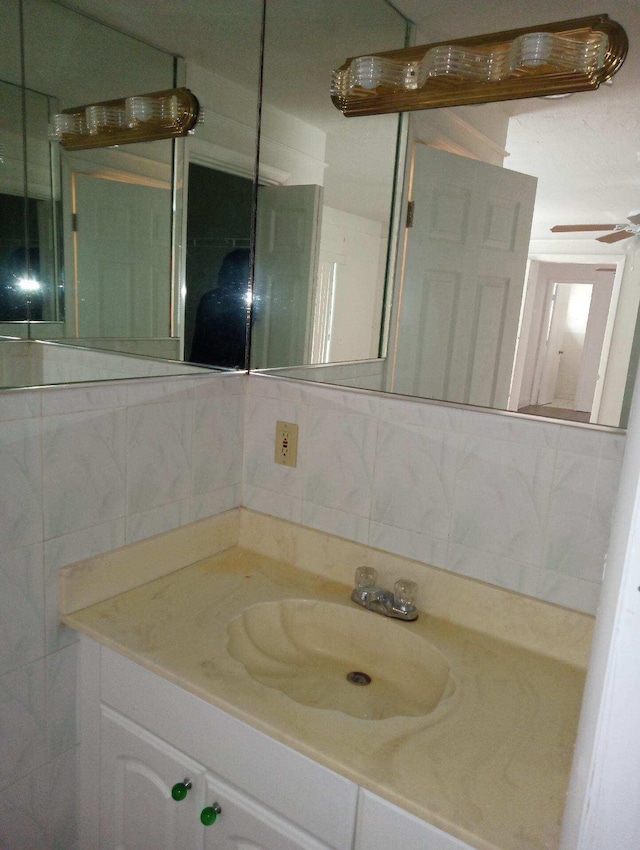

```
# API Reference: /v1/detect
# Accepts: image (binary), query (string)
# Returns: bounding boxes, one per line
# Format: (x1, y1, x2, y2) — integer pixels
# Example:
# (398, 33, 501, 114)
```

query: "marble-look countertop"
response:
(63, 547, 585, 850)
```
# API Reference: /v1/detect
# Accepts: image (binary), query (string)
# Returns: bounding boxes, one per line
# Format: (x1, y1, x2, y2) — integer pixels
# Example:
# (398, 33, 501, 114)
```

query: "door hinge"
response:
(72, 213, 78, 232)
(406, 200, 415, 228)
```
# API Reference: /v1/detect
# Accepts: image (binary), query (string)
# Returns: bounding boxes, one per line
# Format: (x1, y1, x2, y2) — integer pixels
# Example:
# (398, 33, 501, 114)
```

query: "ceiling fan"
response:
(551, 211, 640, 243)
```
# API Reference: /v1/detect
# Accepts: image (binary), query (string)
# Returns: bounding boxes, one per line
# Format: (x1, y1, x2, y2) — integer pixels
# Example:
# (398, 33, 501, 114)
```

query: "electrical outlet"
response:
(274, 420, 298, 467)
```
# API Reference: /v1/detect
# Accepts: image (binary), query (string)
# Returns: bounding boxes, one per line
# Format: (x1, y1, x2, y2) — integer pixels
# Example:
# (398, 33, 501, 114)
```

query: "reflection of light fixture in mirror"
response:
(16, 277, 40, 292)
(331, 15, 627, 116)
(49, 87, 200, 150)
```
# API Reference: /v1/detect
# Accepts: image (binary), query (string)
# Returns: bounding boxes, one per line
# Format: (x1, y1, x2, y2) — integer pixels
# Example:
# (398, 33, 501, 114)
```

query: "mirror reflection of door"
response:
(390, 144, 537, 408)
(251, 184, 323, 369)
(73, 173, 171, 340)
(185, 163, 253, 369)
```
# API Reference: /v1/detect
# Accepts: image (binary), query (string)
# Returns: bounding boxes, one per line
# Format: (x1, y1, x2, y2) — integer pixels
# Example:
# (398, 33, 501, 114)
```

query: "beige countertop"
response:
(63, 543, 585, 850)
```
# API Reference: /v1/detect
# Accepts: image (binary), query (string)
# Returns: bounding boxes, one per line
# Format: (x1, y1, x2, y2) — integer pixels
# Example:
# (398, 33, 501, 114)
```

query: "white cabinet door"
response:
(100, 702, 333, 850)
(355, 790, 476, 850)
(100, 705, 207, 850)
(201, 772, 332, 850)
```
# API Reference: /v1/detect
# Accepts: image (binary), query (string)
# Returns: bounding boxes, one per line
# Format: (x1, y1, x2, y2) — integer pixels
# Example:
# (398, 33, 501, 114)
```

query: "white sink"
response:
(226, 599, 455, 720)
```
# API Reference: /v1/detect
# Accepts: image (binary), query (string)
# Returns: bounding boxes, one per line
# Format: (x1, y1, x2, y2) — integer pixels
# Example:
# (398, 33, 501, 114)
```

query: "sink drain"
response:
(347, 671, 371, 686)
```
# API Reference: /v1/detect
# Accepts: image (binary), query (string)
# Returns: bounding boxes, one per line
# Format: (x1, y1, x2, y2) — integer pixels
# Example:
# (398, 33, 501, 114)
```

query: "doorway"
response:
(516, 262, 616, 423)
(184, 164, 253, 368)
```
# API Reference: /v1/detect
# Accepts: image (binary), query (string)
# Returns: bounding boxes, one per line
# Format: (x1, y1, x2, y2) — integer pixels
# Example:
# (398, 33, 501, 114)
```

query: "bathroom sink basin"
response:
(226, 599, 454, 720)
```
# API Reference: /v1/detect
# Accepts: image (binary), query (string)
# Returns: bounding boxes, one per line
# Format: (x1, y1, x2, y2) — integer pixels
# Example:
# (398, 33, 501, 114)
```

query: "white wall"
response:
(318, 206, 387, 362)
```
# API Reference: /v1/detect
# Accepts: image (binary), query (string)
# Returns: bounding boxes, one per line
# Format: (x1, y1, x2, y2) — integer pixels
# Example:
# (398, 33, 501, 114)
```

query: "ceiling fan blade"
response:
(551, 224, 618, 233)
(597, 230, 634, 243)
(628, 212, 640, 225)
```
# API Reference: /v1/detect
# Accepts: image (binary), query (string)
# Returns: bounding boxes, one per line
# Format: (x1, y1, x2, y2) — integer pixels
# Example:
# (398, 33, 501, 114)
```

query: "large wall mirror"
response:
(383, 0, 640, 430)
(254, 0, 640, 427)
(0, 0, 408, 387)
(256, 0, 640, 430)
(1, 0, 637, 430)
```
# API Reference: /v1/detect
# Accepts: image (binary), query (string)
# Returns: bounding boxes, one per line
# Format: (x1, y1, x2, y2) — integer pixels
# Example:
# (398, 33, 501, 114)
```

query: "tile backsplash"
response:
(244, 374, 625, 615)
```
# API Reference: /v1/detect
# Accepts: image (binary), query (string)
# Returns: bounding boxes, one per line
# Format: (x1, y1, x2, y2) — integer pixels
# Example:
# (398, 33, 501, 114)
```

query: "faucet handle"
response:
(355, 566, 378, 588)
(394, 578, 418, 610)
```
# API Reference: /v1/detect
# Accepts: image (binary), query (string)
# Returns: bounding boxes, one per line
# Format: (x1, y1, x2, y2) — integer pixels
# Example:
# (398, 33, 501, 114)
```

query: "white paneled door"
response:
(252, 184, 323, 369)
(390, 144, 537, 408)
(73, 173, 171, 339)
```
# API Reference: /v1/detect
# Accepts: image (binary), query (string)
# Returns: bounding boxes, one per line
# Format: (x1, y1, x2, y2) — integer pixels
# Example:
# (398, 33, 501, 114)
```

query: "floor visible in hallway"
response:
(518, 404, 590, 423)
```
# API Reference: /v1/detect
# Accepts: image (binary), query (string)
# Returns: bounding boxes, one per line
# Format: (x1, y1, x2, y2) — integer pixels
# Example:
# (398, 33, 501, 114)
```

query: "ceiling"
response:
(59, 0, 640, 246)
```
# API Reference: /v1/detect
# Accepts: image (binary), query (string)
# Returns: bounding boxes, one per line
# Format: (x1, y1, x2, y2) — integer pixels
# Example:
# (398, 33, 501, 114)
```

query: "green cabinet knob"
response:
(200, 803, 222, 826)
(171, 779, 192, 801)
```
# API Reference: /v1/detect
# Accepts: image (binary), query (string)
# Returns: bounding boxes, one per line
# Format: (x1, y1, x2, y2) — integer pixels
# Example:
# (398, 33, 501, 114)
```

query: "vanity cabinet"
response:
(355, 791, 476, 850)
(78, 638, 477, 850)
(79, 639, 358, 850)
(100, 705, 333, 850)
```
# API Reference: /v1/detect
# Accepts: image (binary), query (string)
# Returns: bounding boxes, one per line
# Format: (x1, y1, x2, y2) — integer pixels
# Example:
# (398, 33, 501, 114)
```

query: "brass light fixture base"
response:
(332, 15, 628, 117)
(51, 87, 200, 150)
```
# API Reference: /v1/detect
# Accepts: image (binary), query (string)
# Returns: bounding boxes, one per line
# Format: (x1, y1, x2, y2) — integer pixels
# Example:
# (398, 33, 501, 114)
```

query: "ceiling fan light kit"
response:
(331, 15, 627, 116)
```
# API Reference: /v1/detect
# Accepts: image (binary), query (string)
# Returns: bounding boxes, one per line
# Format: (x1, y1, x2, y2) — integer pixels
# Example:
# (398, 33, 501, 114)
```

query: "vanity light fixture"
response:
(331, 15, 627, 116)
(49, 87, 200, 150)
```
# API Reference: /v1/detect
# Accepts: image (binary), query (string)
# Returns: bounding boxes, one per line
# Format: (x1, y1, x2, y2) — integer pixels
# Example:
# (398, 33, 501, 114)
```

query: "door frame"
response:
(513, 253, 626, 422)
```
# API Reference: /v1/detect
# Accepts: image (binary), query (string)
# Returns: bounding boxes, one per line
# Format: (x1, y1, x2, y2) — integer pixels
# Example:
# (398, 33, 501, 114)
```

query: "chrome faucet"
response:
(350, 567, 418, 621)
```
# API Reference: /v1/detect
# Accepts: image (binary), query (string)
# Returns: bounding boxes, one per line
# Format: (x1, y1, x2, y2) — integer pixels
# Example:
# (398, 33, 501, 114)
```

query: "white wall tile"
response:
(0, 768, 49, 849)
(0, 389, 41, 422)
(536, 570, 601, 614)
(42, 409, 127, 539)
(125, 499, 193, 544)
(243, 484, 303, 523)
(126, 389, 194, 514)
(459, 408, 560, 447)
(44, 519, 125, 654)
(40, 748, 78, 850)
(544, 451, 604, 582)
(371, 419, 459, 540)
(0, 659, 47, 790)
(0, 544, 45, 676)
(451, 435, 555, 565)
(369, 521, 448, 567)
(302, 502, 369, 544)
(303, 405, 378, 517)
(45, 645, 78, 760)
(41, 383, 128, 416)
(379, 396, 459, 432)
(447, 542, 543, 598)
(193, 391, 244, 495)
(0, 418, 43, 553)
(192, 485, 242, 522)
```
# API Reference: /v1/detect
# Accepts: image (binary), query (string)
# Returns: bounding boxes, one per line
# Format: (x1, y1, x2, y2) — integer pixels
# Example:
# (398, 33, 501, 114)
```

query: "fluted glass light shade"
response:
(332, 15, 627, 117)
(49, 87, 200, 150)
